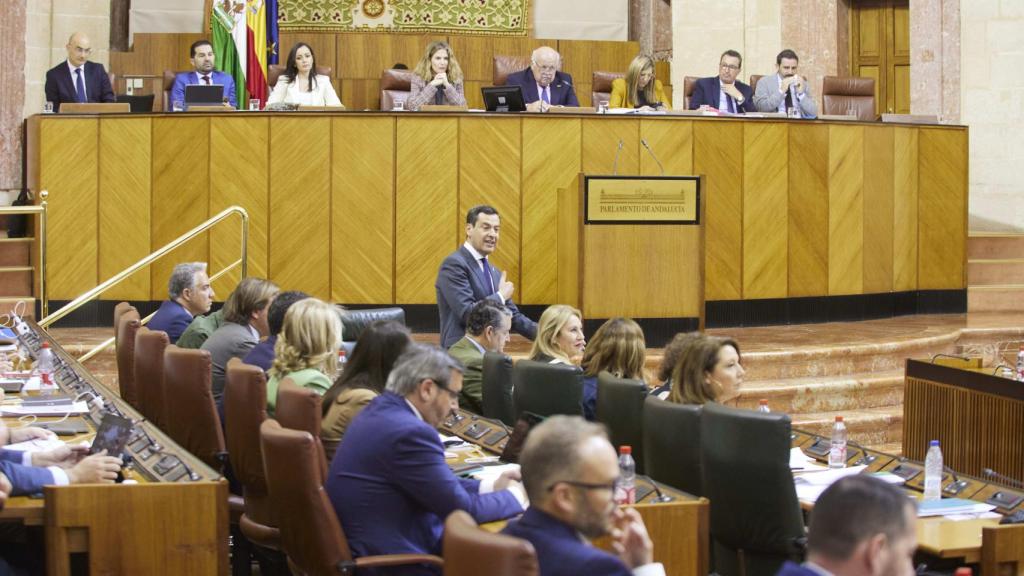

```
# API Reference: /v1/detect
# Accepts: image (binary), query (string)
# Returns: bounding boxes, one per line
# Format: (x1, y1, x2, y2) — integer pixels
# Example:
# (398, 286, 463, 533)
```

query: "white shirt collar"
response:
(66, 60, 83, 75)
(463, 241, 486, 261)
(803, 562, 834, 576)
(196, 70, 214, 84)
(403, 397, 424, 421)
(247, 324, 260, 340)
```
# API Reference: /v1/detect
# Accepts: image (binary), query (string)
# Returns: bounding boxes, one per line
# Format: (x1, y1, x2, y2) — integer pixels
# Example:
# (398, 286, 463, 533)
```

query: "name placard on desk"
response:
(584, 175, 700, 224)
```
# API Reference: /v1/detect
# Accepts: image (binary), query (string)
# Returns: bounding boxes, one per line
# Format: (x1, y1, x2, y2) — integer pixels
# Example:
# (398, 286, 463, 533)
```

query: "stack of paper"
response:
(917, 498, 996, 518)
(794, 465, 868, 502)
(790, 447, 828, 471)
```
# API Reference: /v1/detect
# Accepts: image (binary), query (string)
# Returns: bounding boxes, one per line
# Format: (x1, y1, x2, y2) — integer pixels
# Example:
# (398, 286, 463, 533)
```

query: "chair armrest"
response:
(349, 553, 444, 569)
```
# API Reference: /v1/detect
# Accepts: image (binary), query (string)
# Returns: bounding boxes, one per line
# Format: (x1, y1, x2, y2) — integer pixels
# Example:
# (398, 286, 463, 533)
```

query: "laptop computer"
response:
(184, 84, 225, 108)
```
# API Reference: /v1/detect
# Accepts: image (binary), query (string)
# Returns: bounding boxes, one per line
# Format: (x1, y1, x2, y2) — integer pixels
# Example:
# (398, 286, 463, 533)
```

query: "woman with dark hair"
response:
(320, 320, 412, 460)
(266, 42, 342, 107)
(579, 317, 646, 420)
(649, 332, 704, 399)
(407, 40, 466, 110)
(669, 335, 745, 406)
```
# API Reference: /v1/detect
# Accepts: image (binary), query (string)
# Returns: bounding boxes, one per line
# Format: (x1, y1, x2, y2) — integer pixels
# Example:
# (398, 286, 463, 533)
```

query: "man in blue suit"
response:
(169, 39, 238, 109)
(44, 32, 116, 112)
(502, 416, 665, 576)
(688, 49, 756, 114)
(776, 475, 917, 576)
(148, 262, 215, 345)
(326, 345, 525, 573)
(0, 445, 121, 496)
(504, 46, 579, 112)
(436, 205, 537, 349)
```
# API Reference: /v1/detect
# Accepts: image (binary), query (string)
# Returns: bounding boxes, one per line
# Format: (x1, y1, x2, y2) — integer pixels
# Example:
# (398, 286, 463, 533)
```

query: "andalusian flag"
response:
(212, 1, 249, 108)
(266, 0, 279, 65)
(246, 0, 268, 106)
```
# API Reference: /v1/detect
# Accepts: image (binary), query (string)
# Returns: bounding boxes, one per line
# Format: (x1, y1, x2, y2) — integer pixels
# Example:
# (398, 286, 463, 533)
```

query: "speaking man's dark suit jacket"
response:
(327, 392, 522, 573)
(0, 450, 54, 496)
(504, 68, 580, 107)
(170, 70, 238, 109)
(687, 76, 756, 113)
(147, 300, 192, 345)
(774, 561, 821, 576)
(436, 246, 537, 349)
(44, 60, 116, 112)
(502, 507, 638, 576)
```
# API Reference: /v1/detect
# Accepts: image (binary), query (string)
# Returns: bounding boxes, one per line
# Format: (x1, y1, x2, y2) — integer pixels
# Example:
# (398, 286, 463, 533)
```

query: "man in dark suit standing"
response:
(436, 205, 537, 349)
(502, 416, 665, 576)
(688, 49, 756, 114)
(44, 32, 116, 112)
(327, 345, 525, 568)
(504, 46, 579, 112)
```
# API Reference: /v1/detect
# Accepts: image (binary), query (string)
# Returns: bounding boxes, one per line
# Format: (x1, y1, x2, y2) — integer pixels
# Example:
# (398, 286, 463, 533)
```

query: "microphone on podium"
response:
(612, 139, 624, 175)
(640, 138, 665, 175)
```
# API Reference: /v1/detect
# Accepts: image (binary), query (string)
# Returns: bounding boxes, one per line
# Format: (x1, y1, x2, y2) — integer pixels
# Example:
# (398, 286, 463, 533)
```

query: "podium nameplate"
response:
(584, 176, 700, 224)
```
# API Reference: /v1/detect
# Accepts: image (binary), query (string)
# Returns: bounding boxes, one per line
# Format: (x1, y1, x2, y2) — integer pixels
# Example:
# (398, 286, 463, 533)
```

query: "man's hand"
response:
(498, 271, 515, 301)
(0, 472, 11, 497)
(66, 451, 121, 484)
(493, 468, 522, 492)
(721, 82, 743, 102)
(609, 507, 655, 569)
(792, 75, 805, 94)
(29, 443, 89, 469)
(9, 426, 57, 444)
(525, 100, 550, 113)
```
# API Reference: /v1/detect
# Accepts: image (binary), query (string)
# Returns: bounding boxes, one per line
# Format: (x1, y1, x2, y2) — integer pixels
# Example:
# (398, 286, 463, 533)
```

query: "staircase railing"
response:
(40, 206, 249, 361)
(0, 190, 48, 316)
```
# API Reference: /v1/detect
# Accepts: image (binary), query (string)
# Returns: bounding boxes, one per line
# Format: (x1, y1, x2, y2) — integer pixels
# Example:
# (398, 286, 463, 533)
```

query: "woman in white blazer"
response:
(267, 42, 343, 107)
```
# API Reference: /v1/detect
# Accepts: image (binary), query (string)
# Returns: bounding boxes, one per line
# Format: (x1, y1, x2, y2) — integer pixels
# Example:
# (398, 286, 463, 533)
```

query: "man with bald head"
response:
(505, 46, 579, 112)
(44, 32, 116, 112)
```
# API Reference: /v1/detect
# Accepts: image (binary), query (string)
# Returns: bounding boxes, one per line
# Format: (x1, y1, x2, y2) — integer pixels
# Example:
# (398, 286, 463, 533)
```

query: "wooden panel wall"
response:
(34, 115, 969, 313)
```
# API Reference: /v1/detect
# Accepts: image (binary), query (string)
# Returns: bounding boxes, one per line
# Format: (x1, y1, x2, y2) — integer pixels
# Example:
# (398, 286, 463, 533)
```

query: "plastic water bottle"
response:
(615, 445, 636, 505)
(828, 416, 847, 468)
(37, 342, 56, 395)
(924, 440, 944, 501)
(757, 399, 770, 413)
(1016, 346, 1024, 381)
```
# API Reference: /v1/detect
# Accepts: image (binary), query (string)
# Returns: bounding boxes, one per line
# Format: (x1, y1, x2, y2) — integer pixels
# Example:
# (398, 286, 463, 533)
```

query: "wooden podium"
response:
(557, 174, 705, 334)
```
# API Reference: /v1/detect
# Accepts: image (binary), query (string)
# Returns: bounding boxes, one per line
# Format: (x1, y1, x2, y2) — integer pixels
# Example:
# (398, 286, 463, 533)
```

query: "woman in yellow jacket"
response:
(609, 54, 671, 110)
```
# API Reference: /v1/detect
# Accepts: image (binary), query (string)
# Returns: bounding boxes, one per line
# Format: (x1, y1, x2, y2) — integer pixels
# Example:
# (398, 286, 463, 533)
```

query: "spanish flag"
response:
(246, 0, 268, 108)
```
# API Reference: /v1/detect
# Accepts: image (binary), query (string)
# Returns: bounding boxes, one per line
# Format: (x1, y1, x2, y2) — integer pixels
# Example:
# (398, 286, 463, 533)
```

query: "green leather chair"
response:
(642, 396, 702, 497)
(511, 359, 583, 419)
(700, 402, 805, 576)
(596, 372, 648, 474)
(482, 352, 516, 426)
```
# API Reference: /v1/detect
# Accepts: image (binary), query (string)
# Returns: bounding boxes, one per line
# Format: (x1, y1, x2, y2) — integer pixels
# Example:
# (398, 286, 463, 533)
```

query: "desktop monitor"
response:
(482, 85, 526, 112)
(184, 84, 225, 107)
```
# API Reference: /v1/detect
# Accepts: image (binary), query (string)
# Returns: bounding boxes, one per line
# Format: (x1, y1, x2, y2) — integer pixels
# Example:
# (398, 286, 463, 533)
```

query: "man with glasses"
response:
(44, 32, 116, 112)
(447, 300, 512, 414)
(505, 46, 580, 112)
(326, 344, 525, 566)
(503, 416, 665, 576)
(688, 49, 756, 114)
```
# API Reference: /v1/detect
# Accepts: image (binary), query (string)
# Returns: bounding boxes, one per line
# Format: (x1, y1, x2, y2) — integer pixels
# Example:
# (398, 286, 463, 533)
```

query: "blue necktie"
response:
(542, 86, 550, 105)
(726, 95, 736, 114)
(74, 68, 86, 103)
(480, 258, 495, 294)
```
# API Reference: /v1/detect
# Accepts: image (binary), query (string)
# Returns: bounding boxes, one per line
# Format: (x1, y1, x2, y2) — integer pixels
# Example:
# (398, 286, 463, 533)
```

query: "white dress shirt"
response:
(66, 60, 86, 101)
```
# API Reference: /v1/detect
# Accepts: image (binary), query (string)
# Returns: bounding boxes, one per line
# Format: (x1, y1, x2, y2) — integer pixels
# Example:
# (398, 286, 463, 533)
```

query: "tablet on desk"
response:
(90, 413, 134, 459)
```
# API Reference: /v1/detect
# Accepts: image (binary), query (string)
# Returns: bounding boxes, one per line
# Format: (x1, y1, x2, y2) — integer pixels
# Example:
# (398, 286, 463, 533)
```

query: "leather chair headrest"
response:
(340, 307, 405, 343)
(592, 71, 623, 93)
(493, 55, 532, 86)
(823, 75, 874, 96)
(381, 68, 416, 90)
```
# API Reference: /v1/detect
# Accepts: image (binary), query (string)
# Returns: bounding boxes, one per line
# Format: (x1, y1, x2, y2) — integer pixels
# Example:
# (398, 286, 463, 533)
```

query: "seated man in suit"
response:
(0, 444, 121, 496)
(170, 39, 238, 109)
(753, 49, 818, 119)
(44, 32, 116, 112)
(241, 290, 309, 372)
(502, 416, 664, 576)
(436, 205, 537, 349)
(327, 345, 525, 569)
(504, 46, 579, 112)
(776, 475, 917, 576)
(447, 300, 511, 414)
(687, 49, 756, 114)
(148, 262, 215, 344)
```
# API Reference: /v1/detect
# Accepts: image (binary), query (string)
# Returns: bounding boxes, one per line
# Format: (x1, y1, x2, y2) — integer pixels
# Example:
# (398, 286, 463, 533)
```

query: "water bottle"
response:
(615, 445, 636, 505)
(1016, 346, 1024, 381)
(37, 342, 56, 395)
(757, 399, 770, 413)
(828, 416, 847, 469)
(924, 439, 943, 501)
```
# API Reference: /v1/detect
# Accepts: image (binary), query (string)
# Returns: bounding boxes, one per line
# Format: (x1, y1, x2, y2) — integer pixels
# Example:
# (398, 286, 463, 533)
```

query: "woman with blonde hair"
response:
(609, 54, 670, 110)
(579, 317, 647, 420)
(407, 40, 466, 110)
(669, 335, 745, 406)
(266, 297, 343, 415)
(528, 304, 585, 365)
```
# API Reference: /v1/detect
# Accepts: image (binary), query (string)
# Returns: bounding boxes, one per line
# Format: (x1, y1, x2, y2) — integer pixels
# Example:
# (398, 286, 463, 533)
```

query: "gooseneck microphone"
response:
(984, 468, 1024, 490)
(612, 139, 624, 175)
(640, 138, 665, 176)
(638, 474, 674, 503)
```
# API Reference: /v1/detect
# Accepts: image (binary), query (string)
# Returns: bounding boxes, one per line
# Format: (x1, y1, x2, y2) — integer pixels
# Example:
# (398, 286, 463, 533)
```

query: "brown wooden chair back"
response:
(591, 71, 623, 107)
(443, 510, 538, 576)
(115, 306, 141, 409)
(163, 345, 225, 471)
(822, 75, 876, 120)
(683, 75, 699, 109)
(113, 302, 134, 339)
(749, 74, 763, 94)
(380, 68, 416, 110)
(493, 55, 531, 86)
(275, 378, 329, 480)
(162, 70, 177, 111)
(134, 327, 168, 426)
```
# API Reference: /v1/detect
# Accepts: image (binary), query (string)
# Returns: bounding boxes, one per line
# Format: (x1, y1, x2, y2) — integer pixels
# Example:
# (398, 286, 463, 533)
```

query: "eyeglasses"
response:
(720, 63, 740, 71)
(532, 61, 558, 73)
(548, 478, 620, 493)
(434, 382, 461, 402)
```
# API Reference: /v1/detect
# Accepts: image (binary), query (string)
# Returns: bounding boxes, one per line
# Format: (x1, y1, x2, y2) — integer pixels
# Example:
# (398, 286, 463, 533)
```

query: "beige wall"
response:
(961, 0, 1024, 231)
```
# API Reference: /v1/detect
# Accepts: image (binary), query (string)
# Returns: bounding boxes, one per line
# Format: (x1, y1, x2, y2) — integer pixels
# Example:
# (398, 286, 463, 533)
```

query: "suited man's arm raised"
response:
(798, 81, 817, 117)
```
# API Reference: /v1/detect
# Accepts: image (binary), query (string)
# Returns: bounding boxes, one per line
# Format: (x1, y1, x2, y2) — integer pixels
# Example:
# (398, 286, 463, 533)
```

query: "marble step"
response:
(968, 285, 1024, 313)
(0, 238, 32, 267)
(789, 406, 903, 448)
(968, 259, 1024, 286)
(736, 370, 903, 414)
(968, 234, 1024, 260)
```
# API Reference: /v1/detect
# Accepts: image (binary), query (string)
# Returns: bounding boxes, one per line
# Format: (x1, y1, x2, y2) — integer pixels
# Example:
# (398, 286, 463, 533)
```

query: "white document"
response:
(2, 401, 89, 416)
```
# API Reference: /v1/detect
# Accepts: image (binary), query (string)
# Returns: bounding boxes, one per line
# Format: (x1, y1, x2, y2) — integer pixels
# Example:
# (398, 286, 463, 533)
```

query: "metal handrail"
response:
(0, 190, 48, 317)
(39, 205, 249, 329)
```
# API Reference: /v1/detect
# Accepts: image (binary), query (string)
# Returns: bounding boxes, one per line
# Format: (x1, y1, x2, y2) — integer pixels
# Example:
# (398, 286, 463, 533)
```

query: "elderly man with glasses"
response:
(326, 344, 525, 571)
(505, 45, 580, 112)
(688, 49, 756, 114)
(44, 32, 116, 112)
(503, 416, 665, 576)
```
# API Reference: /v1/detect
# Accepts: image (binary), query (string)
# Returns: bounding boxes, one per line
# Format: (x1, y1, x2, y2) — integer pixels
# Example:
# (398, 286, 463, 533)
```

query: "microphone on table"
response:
(638, 474, 674, 503)
(929, 353, 971, 364)
(640, 138, 665, 176)
(612, 139, 624, 175)
(984, 468, 1024, 490)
